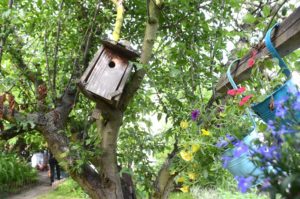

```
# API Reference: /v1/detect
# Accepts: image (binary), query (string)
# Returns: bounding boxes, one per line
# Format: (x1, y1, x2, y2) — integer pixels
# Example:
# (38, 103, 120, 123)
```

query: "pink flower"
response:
(239, 95, 253, 106)
(227, 89, 237, 96)
(247, 58, 255, 68)
(236, 87, 246, 94)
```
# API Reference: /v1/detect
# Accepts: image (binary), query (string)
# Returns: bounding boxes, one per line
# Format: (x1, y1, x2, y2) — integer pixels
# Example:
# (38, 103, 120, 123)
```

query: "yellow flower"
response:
(201, 129, 210, 136)
(177, 176, 185, 183)
(180, 120, 189, 129)
(191, 144, 200, 153)
(180, 150, 193, 161)
(188, 172, 196, 180)
(180, 185, 189, 193)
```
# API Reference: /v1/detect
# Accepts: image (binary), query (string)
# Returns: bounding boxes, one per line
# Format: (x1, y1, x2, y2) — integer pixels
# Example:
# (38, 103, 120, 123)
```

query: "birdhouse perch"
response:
(78, 40, 139, 105)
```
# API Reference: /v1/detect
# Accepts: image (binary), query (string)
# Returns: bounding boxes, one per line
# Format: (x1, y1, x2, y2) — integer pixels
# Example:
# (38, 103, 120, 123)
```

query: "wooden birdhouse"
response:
(78, 40, 139, 105)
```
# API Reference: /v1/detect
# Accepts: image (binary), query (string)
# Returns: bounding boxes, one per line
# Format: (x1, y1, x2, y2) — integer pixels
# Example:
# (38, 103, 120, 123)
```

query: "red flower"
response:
(239, 95, 253, 106)
(236, 87, 246, 94)
(227, 89, 237, 96)
(227, 87, 246, 96)
(247, 58, 255, 68)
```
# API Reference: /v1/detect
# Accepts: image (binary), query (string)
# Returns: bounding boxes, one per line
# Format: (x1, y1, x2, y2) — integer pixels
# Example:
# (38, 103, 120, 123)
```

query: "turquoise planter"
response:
(223, 131, 264, 182)
(251, 24, 299, 127)
(251, 79, 300, 125)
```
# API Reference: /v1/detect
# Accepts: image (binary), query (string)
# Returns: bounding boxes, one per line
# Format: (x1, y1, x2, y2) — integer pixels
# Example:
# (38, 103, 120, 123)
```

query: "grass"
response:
(39, 178, 270, 199)
(190, 187, 269, 199)
(170, 192, 194, 199)
(38, 179, 88, 199)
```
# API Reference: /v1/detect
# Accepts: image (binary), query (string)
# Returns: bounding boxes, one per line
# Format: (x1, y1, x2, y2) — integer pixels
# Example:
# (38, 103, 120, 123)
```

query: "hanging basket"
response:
(223, 130, 263, 182)
(223, 61, 264, 183)
(251, 24, 300, 128)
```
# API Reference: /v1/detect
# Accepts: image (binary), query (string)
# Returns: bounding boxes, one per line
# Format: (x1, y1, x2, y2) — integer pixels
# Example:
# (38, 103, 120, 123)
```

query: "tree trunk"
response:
(151, 141, 178, 199)
(98, 109, 124, 199)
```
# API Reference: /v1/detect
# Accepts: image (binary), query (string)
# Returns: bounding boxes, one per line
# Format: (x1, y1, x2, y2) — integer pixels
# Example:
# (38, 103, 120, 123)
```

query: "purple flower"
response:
(287, 86, 298, 95)
(233, 141, 248, 157)
(221, 155, 232, 168)
(267, 120, 275, 131)
(277, 125, 288, 135)
(235, 176, 254, 193)
(256, 145, 281, 160)
(296, 92, 300, 101)
(293, 100, 300, 111)
(275, 106, 287, 118)
(226, 134, 236, 142)
(216, 134, 237, 148)
(261, 178, 271, 191)
(191, 109, 200, 121)
(273, 134, 284, 145)
(216, 139, 228, 148)
(275, 98, 288, 106)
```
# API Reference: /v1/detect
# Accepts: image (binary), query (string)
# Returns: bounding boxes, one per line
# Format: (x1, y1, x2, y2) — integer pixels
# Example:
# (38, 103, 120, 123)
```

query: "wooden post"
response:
(215, 6, 300, 95)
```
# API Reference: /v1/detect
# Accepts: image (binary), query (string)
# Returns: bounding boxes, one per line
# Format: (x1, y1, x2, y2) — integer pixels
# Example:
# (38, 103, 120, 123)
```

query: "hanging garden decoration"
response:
(78, 0, 139, 106)
(218, 59, 264, 185)
(251, 24, 300, 131)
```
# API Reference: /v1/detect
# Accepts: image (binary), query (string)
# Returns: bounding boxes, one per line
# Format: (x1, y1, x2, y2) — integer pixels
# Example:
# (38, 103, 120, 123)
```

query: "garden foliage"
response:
(0, 152, 37, 193)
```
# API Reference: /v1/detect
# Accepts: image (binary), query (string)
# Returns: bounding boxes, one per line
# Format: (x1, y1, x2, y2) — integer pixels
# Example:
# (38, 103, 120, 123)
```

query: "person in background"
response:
(49, 151, 61, 186)
(31, 151, 47, 170)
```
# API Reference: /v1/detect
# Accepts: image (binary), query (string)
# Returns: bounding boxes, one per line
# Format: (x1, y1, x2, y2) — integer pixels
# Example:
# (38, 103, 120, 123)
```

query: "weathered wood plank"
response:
(114, 62, 133, 102)
(85, 48, 128, 100)
(80, 46, 104, 83)
(215, 6, 300, 95)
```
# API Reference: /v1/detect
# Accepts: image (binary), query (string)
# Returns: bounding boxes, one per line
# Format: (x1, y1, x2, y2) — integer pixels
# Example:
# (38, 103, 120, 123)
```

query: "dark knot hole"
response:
(108, 61, 116, 68)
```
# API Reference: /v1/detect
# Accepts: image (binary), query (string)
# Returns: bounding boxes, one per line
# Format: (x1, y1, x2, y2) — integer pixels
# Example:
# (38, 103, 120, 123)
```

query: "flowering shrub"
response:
(174, 87, 258, 193)
(248, 90, 300, 198)
(220, 88, 300, 197)
(173, 107, 229, 193)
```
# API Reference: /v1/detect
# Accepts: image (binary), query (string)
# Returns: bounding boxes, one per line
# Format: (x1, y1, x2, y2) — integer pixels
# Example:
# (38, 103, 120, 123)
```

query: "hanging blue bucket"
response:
(223, 60, 264, 183)
(251, 24, 300, 127)
(223, 130, 264, 181)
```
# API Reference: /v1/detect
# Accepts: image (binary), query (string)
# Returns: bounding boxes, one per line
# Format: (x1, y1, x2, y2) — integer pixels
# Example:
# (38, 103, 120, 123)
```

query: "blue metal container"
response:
(252, 79, 299, 124)
(223, 130, 264, 182)
(251, 24, 299, 126)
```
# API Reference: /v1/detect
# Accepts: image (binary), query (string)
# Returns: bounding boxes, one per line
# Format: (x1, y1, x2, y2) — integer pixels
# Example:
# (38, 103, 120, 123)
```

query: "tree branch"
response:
(3, 105, 41, 125)
(152, 139, 179, 199)
(111, 0, 124, 42)
(119, 69, 146, 111)
(119, 0, 162, 111)
(140, 0, 161, 64)
(0, 126, 28, 140)
(52, 0, 64, 100)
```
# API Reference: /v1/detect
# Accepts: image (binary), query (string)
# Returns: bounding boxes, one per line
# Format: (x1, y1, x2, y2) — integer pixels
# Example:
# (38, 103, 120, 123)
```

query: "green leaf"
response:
(258, 123, 267, 132)
(262, 6, 271, 17)
(243, 13, 256, 24)
(157, 113, 162, 121)
(282, 7, 288, 16)
(203, 169, 208, 179)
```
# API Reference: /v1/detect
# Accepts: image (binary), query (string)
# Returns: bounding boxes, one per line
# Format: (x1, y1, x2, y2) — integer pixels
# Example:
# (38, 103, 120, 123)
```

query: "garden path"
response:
(7, 171, 65, 199)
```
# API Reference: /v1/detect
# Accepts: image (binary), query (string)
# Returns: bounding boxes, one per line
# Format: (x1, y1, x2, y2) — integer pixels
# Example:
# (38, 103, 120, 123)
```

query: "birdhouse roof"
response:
(102, 39, 140, 61)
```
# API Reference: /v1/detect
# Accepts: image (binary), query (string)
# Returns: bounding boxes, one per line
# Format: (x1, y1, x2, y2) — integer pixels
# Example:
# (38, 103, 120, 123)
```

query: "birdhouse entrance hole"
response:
(109, 61, 116, 68)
